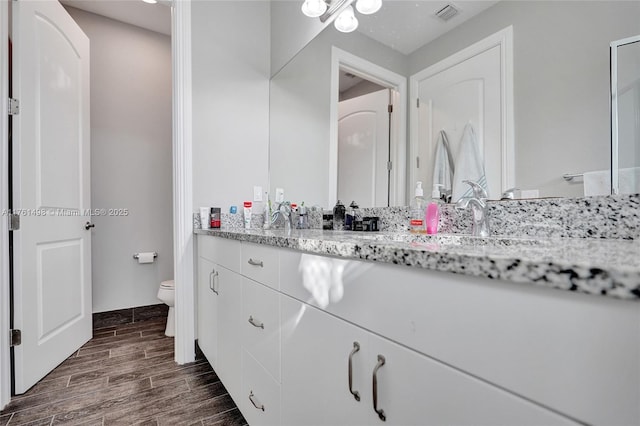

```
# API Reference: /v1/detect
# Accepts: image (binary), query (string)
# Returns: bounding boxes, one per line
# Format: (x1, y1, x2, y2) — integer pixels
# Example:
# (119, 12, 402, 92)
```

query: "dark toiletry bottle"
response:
(333, 200, 345, 231)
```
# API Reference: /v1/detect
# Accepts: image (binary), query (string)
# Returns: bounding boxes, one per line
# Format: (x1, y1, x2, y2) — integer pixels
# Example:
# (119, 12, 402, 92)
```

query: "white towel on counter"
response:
(583, 170, 610, 196)
(432, 130, 455, 201)
(619, 167, 640, 194)
(584, 167, 640, 196)
(451, 123, 488, 202)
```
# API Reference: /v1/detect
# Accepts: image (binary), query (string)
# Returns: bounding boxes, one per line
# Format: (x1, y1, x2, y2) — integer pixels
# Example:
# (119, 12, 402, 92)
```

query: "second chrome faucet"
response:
(455, 180, 490, 237)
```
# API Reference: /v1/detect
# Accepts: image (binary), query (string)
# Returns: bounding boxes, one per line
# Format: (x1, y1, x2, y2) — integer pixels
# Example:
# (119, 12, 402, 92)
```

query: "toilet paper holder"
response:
(133, 252, 158, 260)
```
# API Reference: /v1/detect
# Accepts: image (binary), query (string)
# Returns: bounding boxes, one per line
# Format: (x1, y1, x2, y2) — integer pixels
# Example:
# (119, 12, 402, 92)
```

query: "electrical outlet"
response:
(253, 186, 263, 202)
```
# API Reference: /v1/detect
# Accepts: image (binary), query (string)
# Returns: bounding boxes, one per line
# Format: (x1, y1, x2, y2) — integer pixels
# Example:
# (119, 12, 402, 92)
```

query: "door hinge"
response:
(388, 104, 393, 113)
(10, 329, 21, 347)
(9, 213, 20, 231)
(416, 156, 420, 168)
(8, 98, 19, 115)
(387, 161, 392, 171)
(416, 98, 420, 108)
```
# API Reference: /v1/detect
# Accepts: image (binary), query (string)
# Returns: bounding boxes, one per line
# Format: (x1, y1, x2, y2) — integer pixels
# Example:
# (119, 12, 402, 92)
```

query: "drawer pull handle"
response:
(209, 269, 219, 295)
(372, 354, 386, 422)
(348, 341, 361, 401)
(247, 258, 264, 267)
(248, 316, 264, 329)
(249, 390, 265, 411)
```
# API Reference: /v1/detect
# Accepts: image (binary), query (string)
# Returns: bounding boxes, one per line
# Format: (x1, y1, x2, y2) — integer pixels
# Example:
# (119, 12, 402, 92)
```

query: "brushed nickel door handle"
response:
(247, 258, 264, 267)
(248, 315, 264, 329)
(348, 341, 361, 401)
(209, 269, 219, 295)
(249, 390, 265, 411)
(372, 354, 386, 421)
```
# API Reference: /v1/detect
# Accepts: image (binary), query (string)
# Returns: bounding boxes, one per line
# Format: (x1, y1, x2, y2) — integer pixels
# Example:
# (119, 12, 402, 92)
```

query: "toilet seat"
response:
(160, 279, 174, 289)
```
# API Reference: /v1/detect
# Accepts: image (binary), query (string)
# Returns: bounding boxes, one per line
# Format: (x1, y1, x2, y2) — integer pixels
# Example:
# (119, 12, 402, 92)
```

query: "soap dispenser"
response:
(409, 182, 426, 233)
(426, 184, 443, 235)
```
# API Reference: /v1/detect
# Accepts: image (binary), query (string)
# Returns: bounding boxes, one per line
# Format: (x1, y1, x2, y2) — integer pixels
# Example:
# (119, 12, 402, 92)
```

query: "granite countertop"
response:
(194, 228, 640, 301)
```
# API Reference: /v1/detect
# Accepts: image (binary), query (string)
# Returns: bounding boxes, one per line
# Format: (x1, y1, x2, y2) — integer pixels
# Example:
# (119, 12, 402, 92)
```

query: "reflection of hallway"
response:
(0, 319, 246, 425)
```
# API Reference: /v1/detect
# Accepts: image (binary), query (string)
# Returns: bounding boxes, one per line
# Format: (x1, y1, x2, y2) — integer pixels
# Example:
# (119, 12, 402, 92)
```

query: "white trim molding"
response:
(0, 0, 12, 410)
(329, 47, 407, 207)
(409, 25, 515, 196)
(171, 0, 195, 365)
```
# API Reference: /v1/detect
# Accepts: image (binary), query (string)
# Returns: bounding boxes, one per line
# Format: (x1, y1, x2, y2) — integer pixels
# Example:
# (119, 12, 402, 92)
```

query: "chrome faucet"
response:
(271, 201, 293, 231)
(455, 180, 490, 237)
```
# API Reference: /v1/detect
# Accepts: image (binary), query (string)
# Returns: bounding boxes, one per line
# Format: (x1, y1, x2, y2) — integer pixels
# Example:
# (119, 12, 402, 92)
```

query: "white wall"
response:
(65, 7, 174, 313)
(191, 1, 270, 211)
(408, 1, 640, 198)
(270, 0, 329, 76)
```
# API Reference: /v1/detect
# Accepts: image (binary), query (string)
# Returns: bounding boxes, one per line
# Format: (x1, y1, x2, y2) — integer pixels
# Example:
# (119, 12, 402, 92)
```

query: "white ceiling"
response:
(356, 1, 499, 55)
(58, 1, 498, 55)
(60, 0, 172, 36)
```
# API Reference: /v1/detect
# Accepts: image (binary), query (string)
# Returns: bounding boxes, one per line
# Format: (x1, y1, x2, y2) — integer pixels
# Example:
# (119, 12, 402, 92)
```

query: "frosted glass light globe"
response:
(301, 0, 327, 18)
(355, 0, 382, 15)
(334, 5, 358, 33)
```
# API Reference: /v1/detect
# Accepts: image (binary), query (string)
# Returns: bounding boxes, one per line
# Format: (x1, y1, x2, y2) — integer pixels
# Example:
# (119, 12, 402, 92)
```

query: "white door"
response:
(12, 0, 91, 393)
(417, 46, 501, 200)
(338, 89, 390, 207)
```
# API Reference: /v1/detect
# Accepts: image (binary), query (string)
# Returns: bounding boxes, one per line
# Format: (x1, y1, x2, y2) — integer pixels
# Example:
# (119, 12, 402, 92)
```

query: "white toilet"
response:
(157, 279, 175, 337)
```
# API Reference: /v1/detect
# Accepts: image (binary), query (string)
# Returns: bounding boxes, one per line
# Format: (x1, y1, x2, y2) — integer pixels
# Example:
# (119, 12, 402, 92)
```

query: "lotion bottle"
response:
(409, 182, 426, 233)
(426, 184, 443, 235)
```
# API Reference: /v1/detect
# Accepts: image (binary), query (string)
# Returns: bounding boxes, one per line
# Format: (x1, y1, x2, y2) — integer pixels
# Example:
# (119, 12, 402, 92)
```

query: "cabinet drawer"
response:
(241, 242, 279, 290)
(197, 236, 241, 271)
(241, 350, 281, 426)
(281, 251, 640, 425)
(242, 277, 281, 381)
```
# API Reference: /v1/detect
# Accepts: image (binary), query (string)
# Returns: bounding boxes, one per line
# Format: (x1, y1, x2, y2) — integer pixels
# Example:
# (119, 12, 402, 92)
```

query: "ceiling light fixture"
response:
(301, 0, 382, 33)
(355, 0, 381, 15)
(142, 0, 158, 4)
(301, 0, 327, 17)
(334, 5, 358, 33)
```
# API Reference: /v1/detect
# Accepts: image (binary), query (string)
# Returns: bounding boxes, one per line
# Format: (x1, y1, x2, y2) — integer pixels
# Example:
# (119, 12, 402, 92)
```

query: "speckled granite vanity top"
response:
(195, 228, 640, 301)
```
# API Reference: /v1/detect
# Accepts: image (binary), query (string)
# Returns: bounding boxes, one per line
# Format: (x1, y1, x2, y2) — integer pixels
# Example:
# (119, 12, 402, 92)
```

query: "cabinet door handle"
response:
(248, 315, 264, 329)
(372, 354, 386, 422)
(247, 258, 264, 267)
(249, 390, 265, 411)
(209, 269, 219, 295)
(348, 341, 361, 401)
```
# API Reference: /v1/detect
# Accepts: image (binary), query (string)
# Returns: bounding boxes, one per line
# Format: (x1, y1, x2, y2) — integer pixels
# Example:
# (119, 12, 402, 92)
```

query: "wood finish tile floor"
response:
(0, 318, 247, 426)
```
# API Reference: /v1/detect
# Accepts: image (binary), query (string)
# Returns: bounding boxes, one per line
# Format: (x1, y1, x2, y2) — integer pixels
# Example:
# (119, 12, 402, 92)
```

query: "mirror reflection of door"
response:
(337, 74, 394, 207)
(410, 27, 514, 203)
(613, 35, 640, 195)
(338, 91, 388, 207)
(415, 45, 503, 202)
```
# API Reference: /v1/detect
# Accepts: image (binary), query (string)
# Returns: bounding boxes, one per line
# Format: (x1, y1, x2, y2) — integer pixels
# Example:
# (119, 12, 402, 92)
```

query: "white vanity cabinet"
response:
(196, 257, 219, 367)
(196, 237, 243, 402)
(196, 235, 639, 426)
(280, 287, 576, 426)
(280, 294, 371, 426)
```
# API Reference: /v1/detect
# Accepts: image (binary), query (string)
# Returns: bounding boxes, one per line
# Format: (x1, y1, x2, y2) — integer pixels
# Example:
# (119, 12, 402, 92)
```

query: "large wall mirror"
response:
(611, 34, 640, 195)
(269, 1, 640, 208)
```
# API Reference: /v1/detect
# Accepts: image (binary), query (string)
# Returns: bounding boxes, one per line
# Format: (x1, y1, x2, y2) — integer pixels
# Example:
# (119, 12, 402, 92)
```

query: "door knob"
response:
(84, 222, 95, 230)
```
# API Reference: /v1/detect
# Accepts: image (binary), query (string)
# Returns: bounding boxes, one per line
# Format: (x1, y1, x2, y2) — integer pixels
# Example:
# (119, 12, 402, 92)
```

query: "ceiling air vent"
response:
(435, 4, 459, 21)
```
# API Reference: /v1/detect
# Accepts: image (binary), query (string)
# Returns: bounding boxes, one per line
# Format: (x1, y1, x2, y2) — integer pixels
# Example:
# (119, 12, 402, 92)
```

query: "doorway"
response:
(329, 47, 407, 207)
(4, 0, 175, 398)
